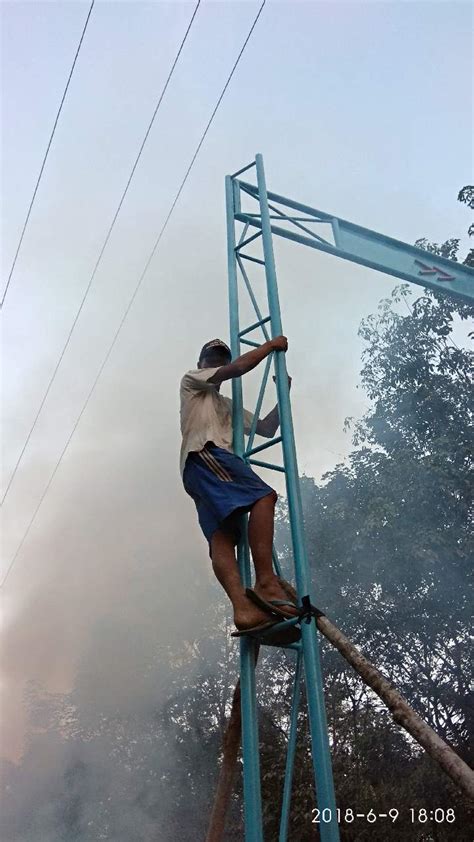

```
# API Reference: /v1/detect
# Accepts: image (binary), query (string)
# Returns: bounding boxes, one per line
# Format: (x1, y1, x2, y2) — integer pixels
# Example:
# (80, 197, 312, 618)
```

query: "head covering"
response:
(199, 339, 232, 362)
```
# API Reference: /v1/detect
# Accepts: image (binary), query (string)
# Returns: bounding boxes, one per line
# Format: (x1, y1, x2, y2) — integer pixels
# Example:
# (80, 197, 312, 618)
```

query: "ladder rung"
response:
(239, 254, 266, 266)
(240, 338, 261, 348)
(247, 458, 285, 473)
(230, 161, 256, 178)
(245, 436, 282, 458)
(235, 230, 262, 251)
(239, 316, 271, 338)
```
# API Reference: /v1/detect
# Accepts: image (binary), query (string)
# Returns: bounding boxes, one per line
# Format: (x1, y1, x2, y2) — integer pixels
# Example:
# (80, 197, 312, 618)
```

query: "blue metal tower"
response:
(225, 154, 474, 841)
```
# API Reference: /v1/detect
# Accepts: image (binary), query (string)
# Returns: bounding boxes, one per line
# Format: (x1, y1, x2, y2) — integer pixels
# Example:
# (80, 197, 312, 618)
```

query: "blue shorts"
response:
(183, 443, 276, 554)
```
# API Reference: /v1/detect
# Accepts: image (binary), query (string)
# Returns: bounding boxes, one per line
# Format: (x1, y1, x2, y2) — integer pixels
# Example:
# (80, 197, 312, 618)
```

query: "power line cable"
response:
(1, 0, 95, 308)
(0, 0, 266, 588)
(1, 1, 201, 509)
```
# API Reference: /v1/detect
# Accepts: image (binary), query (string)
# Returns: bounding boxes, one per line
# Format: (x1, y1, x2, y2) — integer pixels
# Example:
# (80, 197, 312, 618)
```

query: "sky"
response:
(1, 0, 472, 761)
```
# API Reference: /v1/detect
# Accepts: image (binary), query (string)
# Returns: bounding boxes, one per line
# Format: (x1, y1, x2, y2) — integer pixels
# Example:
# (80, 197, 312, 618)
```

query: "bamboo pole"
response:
(207, 583, 474, 841)
(278, 578, 474, 801)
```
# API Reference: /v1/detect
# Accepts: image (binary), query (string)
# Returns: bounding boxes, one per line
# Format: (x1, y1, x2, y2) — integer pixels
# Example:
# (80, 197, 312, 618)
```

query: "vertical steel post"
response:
(225, 175, 263, 841)
(279, 652, 303, 841)
(255, 154, 339, 841)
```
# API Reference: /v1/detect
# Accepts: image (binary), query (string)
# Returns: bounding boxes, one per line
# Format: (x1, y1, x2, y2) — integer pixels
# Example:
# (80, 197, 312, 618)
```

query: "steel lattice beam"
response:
(236, 179, 474, 305)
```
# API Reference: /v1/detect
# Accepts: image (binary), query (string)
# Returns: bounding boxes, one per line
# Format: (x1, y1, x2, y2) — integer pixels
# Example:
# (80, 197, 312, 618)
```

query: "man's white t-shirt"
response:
(179, 367, 255, 477)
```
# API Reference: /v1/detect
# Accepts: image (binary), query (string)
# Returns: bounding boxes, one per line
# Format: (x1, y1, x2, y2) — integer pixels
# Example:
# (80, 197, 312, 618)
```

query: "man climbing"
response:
(179, 336, 300, 645)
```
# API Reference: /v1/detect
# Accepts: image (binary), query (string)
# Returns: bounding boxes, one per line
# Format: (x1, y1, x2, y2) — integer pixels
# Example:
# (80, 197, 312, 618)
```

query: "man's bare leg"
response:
(248, 492, 299, 614)
(210, 529, 271, 630)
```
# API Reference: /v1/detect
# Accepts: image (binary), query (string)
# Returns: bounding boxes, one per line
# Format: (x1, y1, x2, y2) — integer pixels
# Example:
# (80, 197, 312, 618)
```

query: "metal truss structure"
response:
(225, 154, 473, 842)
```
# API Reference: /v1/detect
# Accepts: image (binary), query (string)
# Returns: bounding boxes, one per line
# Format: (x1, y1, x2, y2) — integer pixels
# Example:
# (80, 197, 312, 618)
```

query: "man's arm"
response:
(207, 336, 288, 385)
(256, 376, 292, 437)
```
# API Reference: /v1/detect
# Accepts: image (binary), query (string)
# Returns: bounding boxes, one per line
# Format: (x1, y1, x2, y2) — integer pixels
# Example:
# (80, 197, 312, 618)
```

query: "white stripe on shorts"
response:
(198, 448, 233, 482)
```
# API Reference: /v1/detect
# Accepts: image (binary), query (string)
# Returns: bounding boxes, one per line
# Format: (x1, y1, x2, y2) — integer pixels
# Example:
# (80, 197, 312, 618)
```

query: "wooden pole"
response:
(206, 581, 474, 841)
(206, 679, 242, 842)
(206, 646, 260, 841)
(278, 578, 474, 801)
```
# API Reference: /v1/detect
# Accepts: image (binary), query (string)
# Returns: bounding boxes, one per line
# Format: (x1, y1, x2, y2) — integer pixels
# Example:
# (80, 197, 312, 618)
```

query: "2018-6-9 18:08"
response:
(311, 807, 456, 824)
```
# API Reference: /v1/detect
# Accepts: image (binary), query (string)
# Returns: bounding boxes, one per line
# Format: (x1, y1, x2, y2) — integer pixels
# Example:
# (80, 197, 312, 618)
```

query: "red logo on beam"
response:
(414, 259, 455, 281)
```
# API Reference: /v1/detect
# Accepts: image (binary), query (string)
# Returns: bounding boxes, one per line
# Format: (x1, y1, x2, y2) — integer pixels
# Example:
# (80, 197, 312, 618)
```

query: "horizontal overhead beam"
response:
(235, 182, 474, 305)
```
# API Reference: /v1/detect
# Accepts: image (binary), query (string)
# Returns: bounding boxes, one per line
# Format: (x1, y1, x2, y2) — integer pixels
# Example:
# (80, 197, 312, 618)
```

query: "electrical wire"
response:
(1, 1, 201, 509)
(0, 1, 266, 588)
(1, 0, 95, 308)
